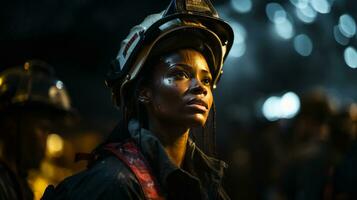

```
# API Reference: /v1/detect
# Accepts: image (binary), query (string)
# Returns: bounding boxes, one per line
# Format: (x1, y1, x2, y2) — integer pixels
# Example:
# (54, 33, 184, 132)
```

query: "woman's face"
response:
(143, 48, 213, 128)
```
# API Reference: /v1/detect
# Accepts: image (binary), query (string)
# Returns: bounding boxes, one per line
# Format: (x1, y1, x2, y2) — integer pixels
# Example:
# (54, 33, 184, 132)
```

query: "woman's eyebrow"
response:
(170, 63, 210, 73)
(168, 63, 194, 71)
(200, 69, 211, 75)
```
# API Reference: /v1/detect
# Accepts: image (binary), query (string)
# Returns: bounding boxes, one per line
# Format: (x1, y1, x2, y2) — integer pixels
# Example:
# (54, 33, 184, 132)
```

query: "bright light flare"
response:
(229, 22, 247, 58)
(262, 92, 301, 121)
(310, 0, 331, 14)
(295, 4, 317, 23)
(338, 14, 356, 38)
(46, 133, 64, 157)
(344, 47, 357, 69)
(231, 0, 252, 13)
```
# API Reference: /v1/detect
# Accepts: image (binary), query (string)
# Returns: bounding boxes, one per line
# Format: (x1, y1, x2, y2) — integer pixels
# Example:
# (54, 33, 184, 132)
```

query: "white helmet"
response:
(106, 0, 234, 106)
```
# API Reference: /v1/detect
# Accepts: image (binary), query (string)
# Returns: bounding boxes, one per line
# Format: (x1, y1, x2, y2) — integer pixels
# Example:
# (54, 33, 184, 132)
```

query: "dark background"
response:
(1, 0, 356, 132)
(1, 0, 356, 128)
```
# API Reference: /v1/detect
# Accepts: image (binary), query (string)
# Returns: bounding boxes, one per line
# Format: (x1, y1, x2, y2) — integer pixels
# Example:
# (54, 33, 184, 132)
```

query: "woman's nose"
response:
(190, 79, 207, 96)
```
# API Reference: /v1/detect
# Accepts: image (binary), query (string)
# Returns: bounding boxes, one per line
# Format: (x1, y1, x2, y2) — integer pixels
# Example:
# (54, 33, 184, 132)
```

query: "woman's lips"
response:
(186, 99, 208, 112)
(186, 104, 208, 112)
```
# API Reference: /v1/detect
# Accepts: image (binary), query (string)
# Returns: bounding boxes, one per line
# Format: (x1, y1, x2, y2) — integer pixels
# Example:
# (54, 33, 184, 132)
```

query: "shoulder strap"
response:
(103, 140, 165, 200)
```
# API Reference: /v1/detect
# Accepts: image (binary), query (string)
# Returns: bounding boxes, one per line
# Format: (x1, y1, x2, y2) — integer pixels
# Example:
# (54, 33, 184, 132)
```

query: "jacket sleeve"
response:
(41, 157, 146, 200)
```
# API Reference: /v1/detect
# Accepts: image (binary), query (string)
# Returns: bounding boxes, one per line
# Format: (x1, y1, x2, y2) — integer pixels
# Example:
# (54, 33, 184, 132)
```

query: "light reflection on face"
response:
(144, 48, 214, 128)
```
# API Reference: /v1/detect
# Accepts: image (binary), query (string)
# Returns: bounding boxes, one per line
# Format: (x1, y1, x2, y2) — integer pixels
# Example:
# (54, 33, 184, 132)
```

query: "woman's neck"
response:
(147, 118, 189, 167)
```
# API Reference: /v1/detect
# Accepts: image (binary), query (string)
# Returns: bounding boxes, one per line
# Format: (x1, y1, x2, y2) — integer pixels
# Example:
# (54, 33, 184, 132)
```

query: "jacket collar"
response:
(127, 119, 227, 188)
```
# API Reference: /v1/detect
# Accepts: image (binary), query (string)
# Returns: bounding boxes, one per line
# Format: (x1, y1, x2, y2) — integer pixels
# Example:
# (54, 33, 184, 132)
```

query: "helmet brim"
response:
(109, 13, 234, 89)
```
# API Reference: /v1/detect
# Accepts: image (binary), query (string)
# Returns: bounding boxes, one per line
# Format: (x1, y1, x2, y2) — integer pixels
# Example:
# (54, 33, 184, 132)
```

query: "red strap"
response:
(103, 141, 165, 200)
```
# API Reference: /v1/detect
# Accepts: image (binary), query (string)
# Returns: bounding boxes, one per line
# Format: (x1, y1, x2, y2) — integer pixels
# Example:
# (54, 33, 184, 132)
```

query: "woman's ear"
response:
(138, 88, 152, 104)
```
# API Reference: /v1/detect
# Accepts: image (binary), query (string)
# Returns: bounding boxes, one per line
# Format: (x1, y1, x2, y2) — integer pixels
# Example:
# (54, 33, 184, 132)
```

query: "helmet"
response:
(0, 60, 72, 113)
(106, 0, 234, 107)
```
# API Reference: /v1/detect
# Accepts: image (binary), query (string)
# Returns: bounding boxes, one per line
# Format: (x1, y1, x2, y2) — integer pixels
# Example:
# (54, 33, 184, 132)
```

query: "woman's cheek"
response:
(162, 77, 188, 95)
(156, 77, 187, 111)
(207, 91, 214, 109)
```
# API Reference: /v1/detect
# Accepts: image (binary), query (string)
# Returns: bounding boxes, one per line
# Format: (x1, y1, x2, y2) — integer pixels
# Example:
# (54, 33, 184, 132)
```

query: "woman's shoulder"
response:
(42, 155, 144, 200)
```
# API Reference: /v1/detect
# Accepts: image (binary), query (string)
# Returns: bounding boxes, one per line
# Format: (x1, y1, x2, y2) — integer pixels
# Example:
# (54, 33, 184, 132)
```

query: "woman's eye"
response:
(202, 77, 212, 86)
(174, 71, 189, 79)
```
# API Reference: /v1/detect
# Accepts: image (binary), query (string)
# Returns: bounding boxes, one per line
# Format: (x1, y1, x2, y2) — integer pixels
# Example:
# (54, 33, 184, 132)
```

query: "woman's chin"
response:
(183, 113, 208, 128)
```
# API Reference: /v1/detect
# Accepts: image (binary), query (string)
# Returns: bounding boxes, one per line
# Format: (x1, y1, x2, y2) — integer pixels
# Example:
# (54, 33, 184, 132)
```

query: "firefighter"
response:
(42, 0, 234, 199)
(0, 60, 72, 200)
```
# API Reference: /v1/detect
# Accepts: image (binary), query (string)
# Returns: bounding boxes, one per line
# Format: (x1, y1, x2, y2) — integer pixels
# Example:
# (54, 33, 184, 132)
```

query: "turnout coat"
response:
(42, 120, 230, 200)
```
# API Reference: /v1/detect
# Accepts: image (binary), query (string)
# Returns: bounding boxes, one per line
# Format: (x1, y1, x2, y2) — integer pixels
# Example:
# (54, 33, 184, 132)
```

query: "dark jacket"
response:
(333, 141, 357, 200)
(42, 120, 230, 200)
(0, 161, 33, 200)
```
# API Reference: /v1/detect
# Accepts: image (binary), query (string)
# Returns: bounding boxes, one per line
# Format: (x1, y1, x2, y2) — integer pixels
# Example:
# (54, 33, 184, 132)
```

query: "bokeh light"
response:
(230, 43, 247, 58)
(46, 133, 64, 157)
(56, 80, 64, 89)
(262, 96, 281, 121)
(334, 25, 350, 45)
(338, 14, 357, 38)
(310, 0, 331, 14)
(231, 0, 252, 14)
(30, 176, 49, 200)
(295, 4, 317, 23)
(280, 92, 301, 119)
(266, 3, 286, 24)
(275, 19, 294, 39)
(344, 46, 357, 69)
(262, 92, 301, 121)
(266, 3, 294, 39)
(229, 21, 247, 58)
(289, 0, 309, 9)
(293, 34, 313, 56)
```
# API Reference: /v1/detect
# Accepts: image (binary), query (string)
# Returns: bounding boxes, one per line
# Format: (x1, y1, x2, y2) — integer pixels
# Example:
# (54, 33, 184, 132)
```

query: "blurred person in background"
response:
(41, 0, 234, 199)
(279, 90, 336, 200)
(331, 104, 357, 200)
(0, 60, 73, 200)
